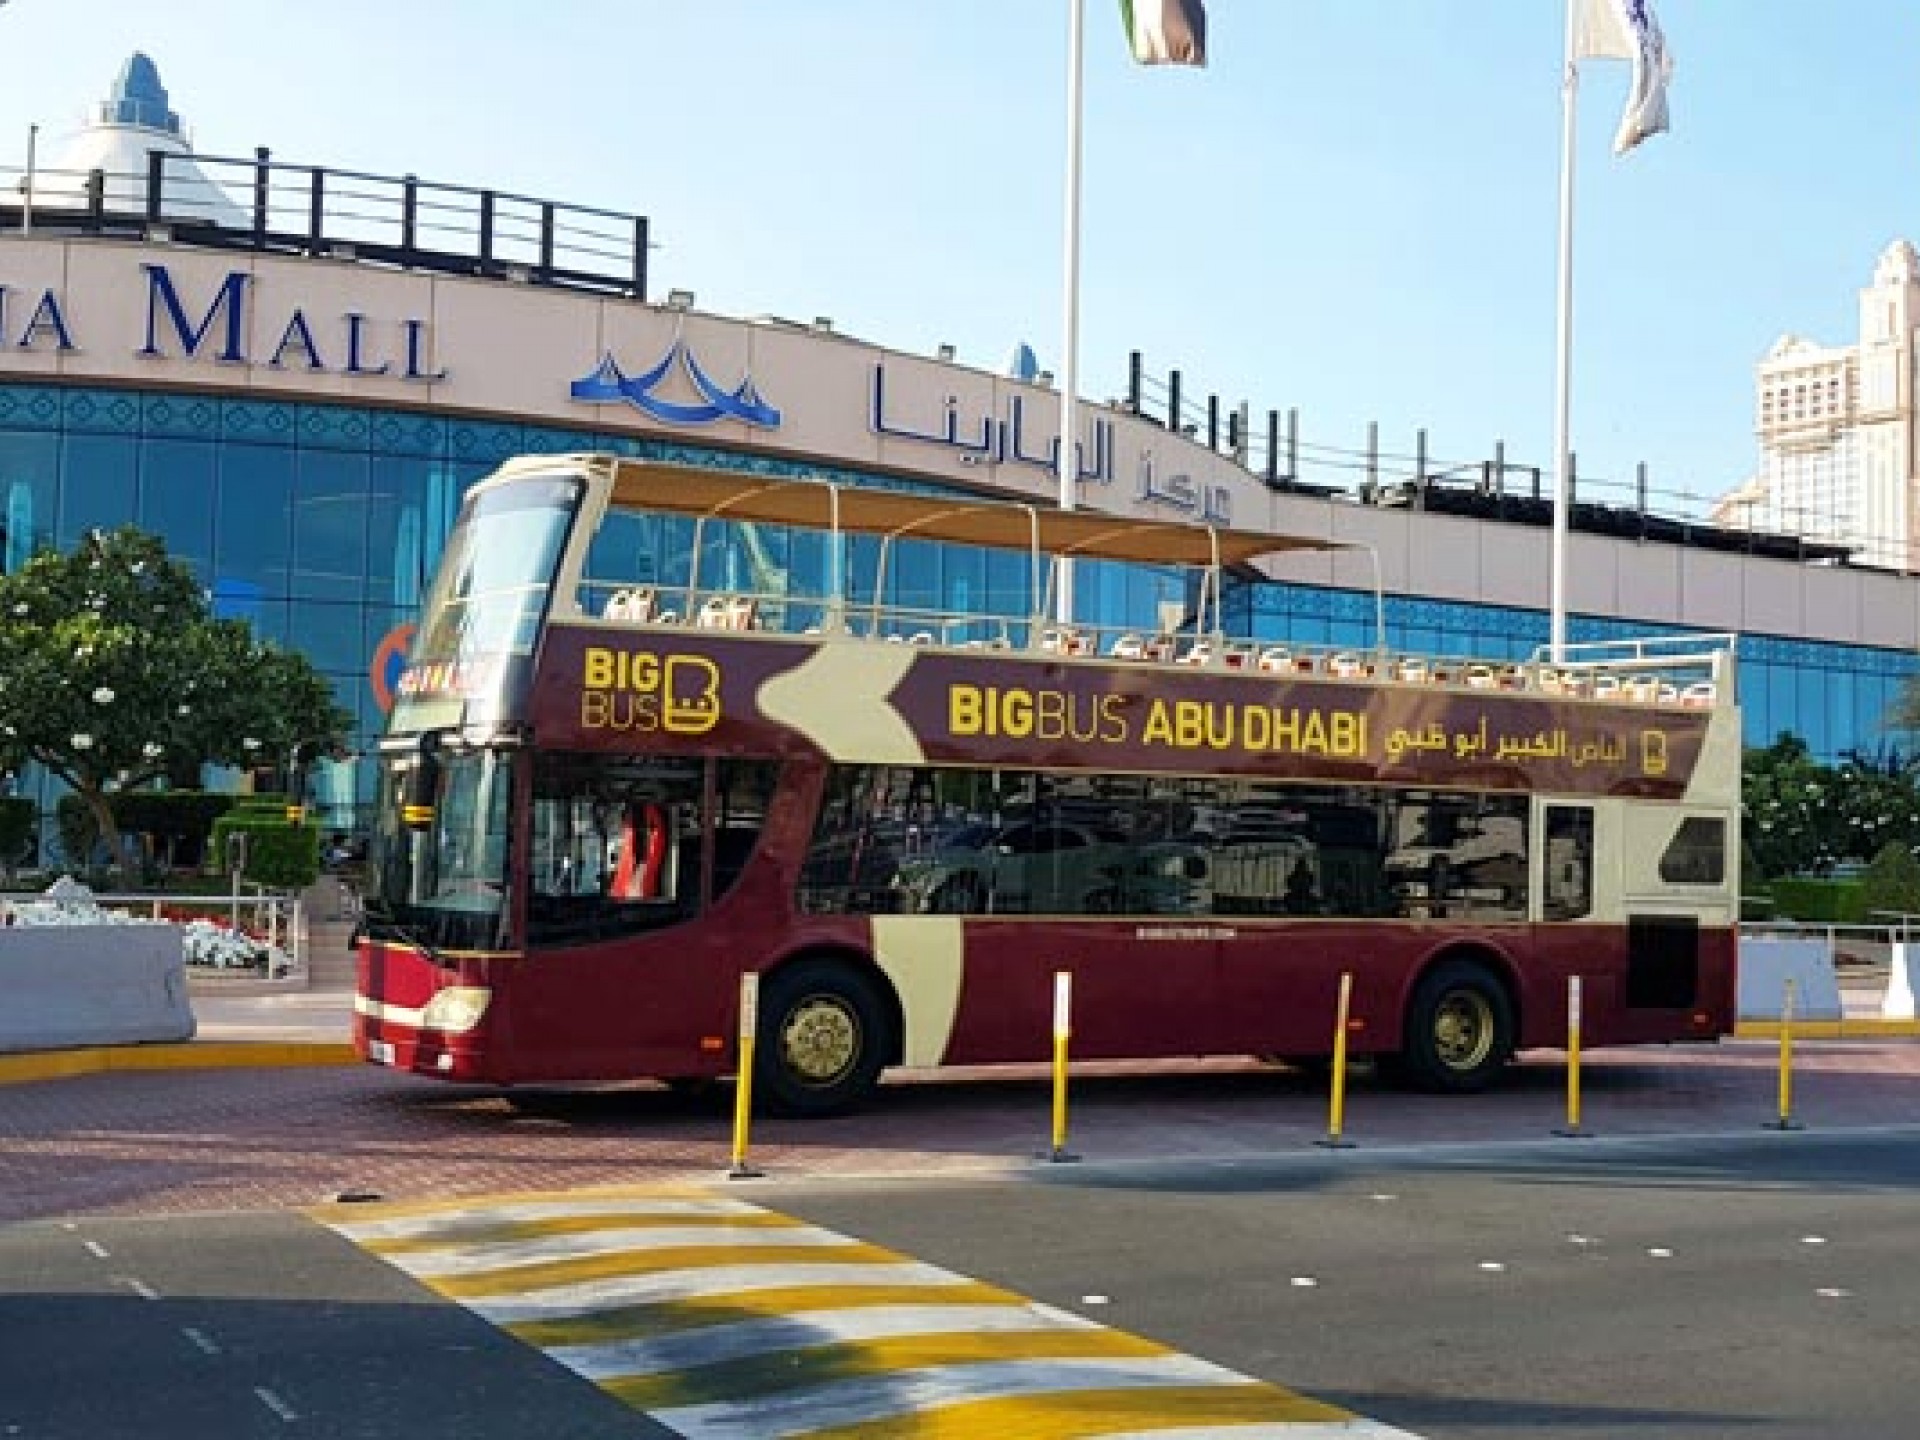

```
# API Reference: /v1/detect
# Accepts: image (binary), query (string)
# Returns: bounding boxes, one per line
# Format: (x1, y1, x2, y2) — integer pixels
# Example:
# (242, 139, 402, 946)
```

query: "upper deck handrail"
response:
(521, 455, 1352, 569)
(486, 454, 1738, 706)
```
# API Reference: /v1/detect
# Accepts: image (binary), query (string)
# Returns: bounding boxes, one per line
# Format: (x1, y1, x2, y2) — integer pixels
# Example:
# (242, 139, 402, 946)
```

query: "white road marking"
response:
(82, 1240, 109, 1259)
(392, 1222, 858, 1278)
(466, 1260, 971, 1326)
(552, 1302, 1099, 1382)
(330, 1196, 759, 1243)
(180, 1327, 221, 1356)
(253, 1387, 299, 1423)
(122, 1278, 159, 1301)
(652, 1354, 1257, 1439)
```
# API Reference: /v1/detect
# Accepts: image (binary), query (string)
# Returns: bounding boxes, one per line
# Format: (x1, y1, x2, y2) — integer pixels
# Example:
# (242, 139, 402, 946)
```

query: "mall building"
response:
(2, 56, 1916, 843)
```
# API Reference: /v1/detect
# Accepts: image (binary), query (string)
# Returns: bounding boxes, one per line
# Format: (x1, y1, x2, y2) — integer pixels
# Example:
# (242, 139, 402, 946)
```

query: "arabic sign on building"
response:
(0, 236, 1275, 531)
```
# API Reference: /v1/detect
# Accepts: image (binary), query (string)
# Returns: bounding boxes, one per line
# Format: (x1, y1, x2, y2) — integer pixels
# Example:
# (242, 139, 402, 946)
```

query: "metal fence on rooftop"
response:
(0, 147, 650, 299)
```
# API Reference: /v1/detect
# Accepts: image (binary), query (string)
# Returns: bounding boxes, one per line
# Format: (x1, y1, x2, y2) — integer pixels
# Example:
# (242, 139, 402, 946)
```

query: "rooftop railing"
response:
(0, 147, 650, 299)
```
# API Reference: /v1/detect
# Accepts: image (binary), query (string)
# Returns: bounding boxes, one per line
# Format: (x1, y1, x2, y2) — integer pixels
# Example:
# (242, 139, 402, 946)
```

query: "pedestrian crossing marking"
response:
(548, 1301, 1101, 1382)
(704, 1384, 1355, 1440)
(318, 1187, 1422, 1438)
(605, 1326, 1172, 1412)
(361, 1208, 804, 1257)
(508, 1280, 1021, 1349)
(377, 1220, 860, 1278)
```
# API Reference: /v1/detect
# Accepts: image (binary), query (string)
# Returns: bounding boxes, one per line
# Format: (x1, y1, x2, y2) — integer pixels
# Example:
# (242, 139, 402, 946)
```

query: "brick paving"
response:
(4, 1038, 1920, 1224)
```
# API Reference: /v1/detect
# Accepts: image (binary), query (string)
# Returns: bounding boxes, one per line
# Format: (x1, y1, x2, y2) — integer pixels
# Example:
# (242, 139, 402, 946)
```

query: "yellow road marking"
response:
(605, 1328, 1169, 1412)
(427, 1240, 908, 1300)
(800, 1381, 1351, 1438)
(507, 1280, 1022, 1348)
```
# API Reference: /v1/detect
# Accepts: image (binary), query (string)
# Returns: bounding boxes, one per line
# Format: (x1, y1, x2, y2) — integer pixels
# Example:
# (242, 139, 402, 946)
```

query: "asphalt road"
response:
(0, 1212, 672, 1440)
(774, 1129, 1920, 1438)
(5, 1128, 1919, 1438)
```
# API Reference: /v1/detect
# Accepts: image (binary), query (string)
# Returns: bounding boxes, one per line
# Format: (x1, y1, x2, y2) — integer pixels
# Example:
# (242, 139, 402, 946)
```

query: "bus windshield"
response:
(391, 472, 584, 734)
(364, 746, 514, 953)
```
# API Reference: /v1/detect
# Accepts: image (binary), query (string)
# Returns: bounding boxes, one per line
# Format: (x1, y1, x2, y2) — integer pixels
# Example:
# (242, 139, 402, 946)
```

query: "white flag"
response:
(1574, 0, 1672, 155)
(1120, 0, 1206, 67)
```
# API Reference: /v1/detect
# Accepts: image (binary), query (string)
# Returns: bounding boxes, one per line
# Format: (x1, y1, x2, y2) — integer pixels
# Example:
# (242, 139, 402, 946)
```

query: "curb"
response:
(0, 1040, 359, 1086)
(1733, 1018, 1920, 1040)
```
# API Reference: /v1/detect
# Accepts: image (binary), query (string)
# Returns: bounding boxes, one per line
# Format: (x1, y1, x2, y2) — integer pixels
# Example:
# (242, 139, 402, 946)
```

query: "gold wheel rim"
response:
(780, 996, 860, 1086)
(1433, 991, 1495, 1071)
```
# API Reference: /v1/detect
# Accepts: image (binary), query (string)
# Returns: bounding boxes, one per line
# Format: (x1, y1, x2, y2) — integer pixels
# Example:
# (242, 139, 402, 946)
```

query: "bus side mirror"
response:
(400, 733, 442, 831)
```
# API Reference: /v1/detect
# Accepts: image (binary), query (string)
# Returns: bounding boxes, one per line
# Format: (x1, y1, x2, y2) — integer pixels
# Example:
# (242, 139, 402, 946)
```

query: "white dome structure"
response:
(31, 53, 247, 229)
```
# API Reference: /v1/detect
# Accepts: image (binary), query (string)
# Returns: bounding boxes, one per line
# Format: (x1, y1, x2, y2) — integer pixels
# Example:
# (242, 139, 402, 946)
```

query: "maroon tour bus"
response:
(355, 455, 1740, 1114)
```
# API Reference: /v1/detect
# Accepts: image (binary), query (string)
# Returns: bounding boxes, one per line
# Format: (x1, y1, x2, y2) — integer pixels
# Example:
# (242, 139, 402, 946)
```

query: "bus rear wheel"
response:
(1395, 960, 1513, 1093)
(755, 961, 890, 1118)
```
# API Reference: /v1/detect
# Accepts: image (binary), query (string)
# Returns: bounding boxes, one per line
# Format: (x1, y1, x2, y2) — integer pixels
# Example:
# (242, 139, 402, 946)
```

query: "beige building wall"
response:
(6, 232, 1918, 660)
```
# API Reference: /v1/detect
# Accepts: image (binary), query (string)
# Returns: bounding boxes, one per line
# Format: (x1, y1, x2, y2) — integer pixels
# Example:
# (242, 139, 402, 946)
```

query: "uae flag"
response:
(1120, 0, 1206, 67)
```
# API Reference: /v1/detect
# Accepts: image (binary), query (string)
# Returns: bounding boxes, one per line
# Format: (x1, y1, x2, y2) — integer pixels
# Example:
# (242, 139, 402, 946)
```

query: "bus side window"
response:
(1544, 805, 1594, 921)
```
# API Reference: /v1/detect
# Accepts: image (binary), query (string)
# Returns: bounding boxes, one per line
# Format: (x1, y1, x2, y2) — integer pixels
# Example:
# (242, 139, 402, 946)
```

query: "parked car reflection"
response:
(891, 818, 1208, 916)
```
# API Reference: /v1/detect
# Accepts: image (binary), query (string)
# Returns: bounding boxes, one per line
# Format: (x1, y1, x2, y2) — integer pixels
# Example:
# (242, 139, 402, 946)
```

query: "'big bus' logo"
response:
(581, 647, 721, 735)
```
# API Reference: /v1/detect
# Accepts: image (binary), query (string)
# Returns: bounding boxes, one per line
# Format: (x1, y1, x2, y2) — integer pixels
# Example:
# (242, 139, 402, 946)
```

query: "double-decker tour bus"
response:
(356, 454, 1740, 1114)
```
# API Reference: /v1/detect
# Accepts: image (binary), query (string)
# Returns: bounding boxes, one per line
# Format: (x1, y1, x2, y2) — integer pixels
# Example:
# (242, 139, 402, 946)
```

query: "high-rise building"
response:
(1727, 241, 1920, 570)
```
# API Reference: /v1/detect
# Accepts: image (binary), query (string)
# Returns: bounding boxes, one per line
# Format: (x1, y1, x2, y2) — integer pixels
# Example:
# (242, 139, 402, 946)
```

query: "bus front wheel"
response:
(1395, 960, 1513, 1093)
(755, 961, 890, 1118)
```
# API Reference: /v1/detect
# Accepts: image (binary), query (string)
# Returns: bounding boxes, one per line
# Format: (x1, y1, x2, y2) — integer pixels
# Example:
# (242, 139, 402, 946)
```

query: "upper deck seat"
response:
(1680, 680, 1717, 707)
(1328, 652, 1370, 679)
(603, 587, 658, 622)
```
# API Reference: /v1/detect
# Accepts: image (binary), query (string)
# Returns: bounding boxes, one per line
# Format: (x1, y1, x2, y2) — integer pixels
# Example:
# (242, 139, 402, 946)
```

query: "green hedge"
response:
(1766, 877, 1867, 924)
(209, 812, 320, 890)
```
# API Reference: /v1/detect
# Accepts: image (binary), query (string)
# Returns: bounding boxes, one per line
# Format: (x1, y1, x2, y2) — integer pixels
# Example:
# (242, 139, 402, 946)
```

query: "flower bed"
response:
(178, 917, 293, 978)
(3, 879, 293, 979)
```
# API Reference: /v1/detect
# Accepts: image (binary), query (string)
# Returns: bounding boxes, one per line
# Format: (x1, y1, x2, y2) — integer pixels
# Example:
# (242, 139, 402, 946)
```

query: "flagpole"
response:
(1550, 0, 1579, 664)
(1056, 0, 1086, 625)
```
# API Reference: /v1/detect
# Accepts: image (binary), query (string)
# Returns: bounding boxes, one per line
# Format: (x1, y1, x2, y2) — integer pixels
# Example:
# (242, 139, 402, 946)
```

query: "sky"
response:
(4, 1, 1918, 517)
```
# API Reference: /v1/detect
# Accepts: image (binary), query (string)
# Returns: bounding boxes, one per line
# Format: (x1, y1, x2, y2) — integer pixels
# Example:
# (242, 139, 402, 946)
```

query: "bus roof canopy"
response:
(534, 455, 1351, 569)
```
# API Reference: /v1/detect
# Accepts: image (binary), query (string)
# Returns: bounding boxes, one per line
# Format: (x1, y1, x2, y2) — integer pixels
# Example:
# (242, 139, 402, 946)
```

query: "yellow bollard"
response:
(1315, 972, 1356, 1149)
(728, 972, 765, 1178)
(1554, 974, 1592, 1138)
(1044, 970, 1080, 1163)
(1766, 975, 1805, 1132)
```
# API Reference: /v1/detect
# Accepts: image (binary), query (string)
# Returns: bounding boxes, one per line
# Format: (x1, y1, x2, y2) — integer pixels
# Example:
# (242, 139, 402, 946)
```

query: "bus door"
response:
(1616, 803, 1736, 1020)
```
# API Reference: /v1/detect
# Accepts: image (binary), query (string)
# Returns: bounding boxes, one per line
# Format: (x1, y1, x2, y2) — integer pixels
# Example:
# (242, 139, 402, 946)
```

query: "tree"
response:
(0, 526, 351, 887)
(1744, 733, 1845, 879)
(1858, 841, 1920, 929)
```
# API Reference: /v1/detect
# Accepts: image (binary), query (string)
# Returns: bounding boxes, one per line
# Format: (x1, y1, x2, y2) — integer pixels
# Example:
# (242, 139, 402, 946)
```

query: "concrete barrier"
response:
(1885, 942, 1917, 1021)
(1737, 935, 1843, 1022)
(0, 925, 196, 1051)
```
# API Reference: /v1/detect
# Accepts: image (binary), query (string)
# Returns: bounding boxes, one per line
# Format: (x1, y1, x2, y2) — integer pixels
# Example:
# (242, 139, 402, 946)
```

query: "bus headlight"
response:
(420, 985, 492, 1034)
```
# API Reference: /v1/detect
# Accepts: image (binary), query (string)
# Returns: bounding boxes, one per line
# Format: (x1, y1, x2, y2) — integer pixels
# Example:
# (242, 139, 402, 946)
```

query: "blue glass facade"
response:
(1238, 586, 1920, 760)
(4, 380, 1914, 840)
